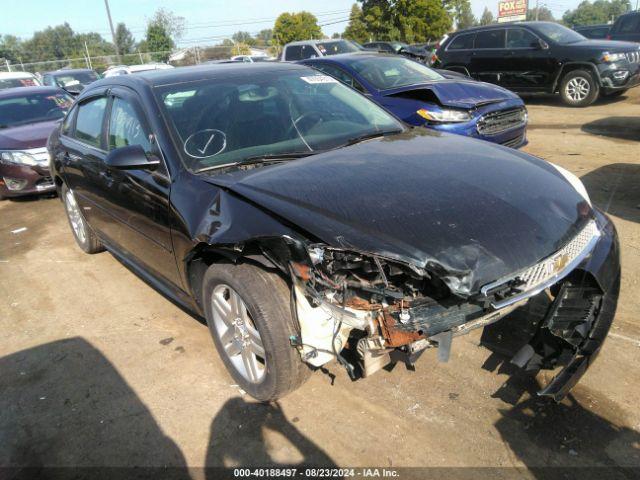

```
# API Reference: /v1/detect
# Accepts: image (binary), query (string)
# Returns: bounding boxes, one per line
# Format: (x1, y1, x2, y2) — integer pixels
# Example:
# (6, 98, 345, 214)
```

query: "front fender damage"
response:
(191, 191, 619, 401)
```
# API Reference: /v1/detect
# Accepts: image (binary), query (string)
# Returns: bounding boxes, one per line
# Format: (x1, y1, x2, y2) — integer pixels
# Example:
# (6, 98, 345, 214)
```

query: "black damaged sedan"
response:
(48, 63, 620, 401)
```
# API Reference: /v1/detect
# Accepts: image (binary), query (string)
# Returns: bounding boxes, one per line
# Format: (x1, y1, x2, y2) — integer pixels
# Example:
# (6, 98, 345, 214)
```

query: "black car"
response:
(608, 11, 640, 43)
(42, 68, 100, 95)
(433, 21, 640, 106)
(574, 23, 611, 39)
(48, 63, 620, 402)
(363, 41, 429, 62)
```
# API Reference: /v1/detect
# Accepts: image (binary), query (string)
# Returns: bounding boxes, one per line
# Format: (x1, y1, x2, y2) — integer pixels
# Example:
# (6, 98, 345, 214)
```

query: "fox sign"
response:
(498, 0, 527, 22)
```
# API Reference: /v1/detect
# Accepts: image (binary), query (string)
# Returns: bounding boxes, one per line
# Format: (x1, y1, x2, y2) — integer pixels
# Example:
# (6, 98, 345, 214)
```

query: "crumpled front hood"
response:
(203, 130, 591, 296)
(383, 79, 517, 109)
(0, 120, 59, 150)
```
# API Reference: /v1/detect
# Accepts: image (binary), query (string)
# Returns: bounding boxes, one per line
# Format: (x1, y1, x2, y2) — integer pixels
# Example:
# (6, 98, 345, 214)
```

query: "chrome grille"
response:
(481, 220, 600, 309)
(477, 108, 527, 136)
(501, 133, 525, 148)
(626, 51, 640, 64)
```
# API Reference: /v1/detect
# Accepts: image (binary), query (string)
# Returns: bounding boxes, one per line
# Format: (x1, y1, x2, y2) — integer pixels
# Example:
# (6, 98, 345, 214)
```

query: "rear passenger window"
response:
(475, 30, 506, 49)
(617, 15, 640, 33)
(448, 34, 475, 50)
(507, 29, 538, 48)
(285, 45, 318, 61)
(74, 97, 107, 148)
(108, 97, 151, 152)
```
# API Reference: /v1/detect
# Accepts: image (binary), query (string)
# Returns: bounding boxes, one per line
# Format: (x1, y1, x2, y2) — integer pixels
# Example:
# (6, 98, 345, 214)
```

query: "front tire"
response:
(61, 184, 104, 254)
(202, 262, 310, 401)
(560, 70, 599, 107)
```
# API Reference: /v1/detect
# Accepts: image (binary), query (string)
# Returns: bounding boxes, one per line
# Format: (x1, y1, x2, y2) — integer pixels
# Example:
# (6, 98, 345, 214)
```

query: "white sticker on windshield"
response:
(300, 75, 339, 84)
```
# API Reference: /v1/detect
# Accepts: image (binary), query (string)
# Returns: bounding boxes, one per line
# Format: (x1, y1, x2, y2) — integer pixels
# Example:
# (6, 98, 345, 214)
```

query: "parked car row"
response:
(431, 21, 640, 107)
(572, 11, 640, 42)
(39, 62, 620, 403)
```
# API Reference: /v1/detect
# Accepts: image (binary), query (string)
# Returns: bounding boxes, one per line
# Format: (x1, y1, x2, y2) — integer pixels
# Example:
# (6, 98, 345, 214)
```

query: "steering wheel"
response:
(285, 111, 324, 139)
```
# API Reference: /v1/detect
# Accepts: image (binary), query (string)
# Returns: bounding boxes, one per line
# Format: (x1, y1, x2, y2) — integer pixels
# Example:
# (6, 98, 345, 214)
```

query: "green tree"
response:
(479, 7, 495, 25)
(343, 3, 370, 43)
(115, 23, 135, 54)
(361, 0, 452, 43)
(273, 11, 323, 46)
(447, 0, 476, 29)
(143, 8, 185, 61)
(0, 35, 24, 63)
(562, 0, 630, 26)
(254, 29, 273, 47)
(527, 6, 556, 21)
(232, 31, 256, 46)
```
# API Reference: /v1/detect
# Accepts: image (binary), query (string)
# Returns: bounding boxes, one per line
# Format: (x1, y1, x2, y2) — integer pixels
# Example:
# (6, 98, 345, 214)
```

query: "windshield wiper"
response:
(238, 151, 320, 166)
(342, 130, 403, 148)
(196, 151, 320, 173)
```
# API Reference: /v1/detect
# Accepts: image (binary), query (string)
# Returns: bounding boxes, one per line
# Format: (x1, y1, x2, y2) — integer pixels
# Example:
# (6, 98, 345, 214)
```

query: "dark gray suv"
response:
(433, 21, 640, 107)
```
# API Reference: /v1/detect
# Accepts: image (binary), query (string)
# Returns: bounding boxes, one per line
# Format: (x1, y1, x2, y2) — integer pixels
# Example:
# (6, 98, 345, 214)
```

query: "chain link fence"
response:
(0, 44, 250, 74)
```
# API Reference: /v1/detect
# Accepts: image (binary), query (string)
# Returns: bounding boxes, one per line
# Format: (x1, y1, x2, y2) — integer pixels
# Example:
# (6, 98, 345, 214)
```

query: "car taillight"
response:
(606, 34, 611, 39)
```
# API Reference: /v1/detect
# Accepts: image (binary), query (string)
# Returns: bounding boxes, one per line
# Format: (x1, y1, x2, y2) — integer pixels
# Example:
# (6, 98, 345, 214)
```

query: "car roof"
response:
(303, 51, 402, 64)
(450, 21, 556, 35)
(0, 86, 64, 98)
(44, 68, 96, 75)
(0, 71, 37, 79)
(85, 62, 313, 90)
(285, 39, 347, 47)
(574, 23, 610, 28)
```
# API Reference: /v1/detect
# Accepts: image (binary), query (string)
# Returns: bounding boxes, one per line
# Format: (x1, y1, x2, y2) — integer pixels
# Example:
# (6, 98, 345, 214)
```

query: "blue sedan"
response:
(301, 53, 528, 148)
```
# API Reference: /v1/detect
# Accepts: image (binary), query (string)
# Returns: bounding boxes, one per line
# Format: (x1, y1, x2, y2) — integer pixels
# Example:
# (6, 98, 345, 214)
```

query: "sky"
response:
(0, 0, 581, 46)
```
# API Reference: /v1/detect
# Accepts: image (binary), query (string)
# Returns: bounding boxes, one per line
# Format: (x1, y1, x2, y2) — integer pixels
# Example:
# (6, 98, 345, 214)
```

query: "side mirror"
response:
(535, 39, 549, 50)
(104, 144, 159, 170)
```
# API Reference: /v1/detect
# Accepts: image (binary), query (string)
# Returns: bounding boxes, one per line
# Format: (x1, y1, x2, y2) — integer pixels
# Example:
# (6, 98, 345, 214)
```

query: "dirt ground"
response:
(1, 88, 639, 476)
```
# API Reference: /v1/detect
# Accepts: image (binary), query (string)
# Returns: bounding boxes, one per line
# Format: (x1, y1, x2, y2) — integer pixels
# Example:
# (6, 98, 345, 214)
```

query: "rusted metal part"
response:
(344, 296, 384, 311)
(379, 310, 423, 347)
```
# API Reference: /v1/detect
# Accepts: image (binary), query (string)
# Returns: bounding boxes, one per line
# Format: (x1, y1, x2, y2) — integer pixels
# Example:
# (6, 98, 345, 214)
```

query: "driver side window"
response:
(108, 97, 152, 153)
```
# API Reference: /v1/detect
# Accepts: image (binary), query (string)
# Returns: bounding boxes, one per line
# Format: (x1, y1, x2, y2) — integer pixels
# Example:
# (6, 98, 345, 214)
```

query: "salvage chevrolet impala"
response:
(48, 63, 620, 401)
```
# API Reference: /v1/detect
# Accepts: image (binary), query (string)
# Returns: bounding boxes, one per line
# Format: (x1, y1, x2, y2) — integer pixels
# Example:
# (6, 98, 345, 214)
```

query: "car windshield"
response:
(316, 40, 361, 56)
(534, 23, 586, 44)
(0, 91, 73, 128)
(155, 69, 404, 172)
(54, 71, 98, 87)
(349, 56, 445, 90)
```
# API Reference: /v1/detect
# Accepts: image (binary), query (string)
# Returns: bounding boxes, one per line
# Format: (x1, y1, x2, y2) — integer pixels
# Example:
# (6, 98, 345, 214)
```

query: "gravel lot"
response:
(1, 89, 639, 475)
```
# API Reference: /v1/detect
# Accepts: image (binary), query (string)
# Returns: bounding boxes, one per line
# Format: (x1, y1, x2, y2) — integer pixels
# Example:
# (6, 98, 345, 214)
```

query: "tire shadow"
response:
(580, 163, 640, 224)
(204, 397, 336, 474)
(0, 337, 190, 478)
(581, 117, 640, 142)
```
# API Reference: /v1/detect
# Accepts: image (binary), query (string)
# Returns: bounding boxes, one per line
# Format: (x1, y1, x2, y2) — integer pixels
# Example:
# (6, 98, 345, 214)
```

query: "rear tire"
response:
(559, 70, 599, 107)
(202, 262, 311, 401)
(61, 183, 104, 254)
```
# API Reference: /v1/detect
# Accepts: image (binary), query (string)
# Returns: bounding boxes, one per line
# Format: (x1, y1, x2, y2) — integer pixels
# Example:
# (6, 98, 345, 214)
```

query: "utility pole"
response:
(535, 0, 540, 21)
(84, 41, 93, 70)
(104, 0, 121, 63)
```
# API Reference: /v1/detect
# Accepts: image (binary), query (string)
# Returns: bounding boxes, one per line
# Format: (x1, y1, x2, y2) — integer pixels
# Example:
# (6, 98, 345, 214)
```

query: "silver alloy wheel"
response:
(211, 284, 266, 383)
(65, 189, 86, 244)
(565, 77, 591, 102)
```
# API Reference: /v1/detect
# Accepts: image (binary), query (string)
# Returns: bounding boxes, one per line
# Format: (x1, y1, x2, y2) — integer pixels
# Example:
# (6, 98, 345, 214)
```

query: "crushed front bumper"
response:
(382, 209, 620, 401)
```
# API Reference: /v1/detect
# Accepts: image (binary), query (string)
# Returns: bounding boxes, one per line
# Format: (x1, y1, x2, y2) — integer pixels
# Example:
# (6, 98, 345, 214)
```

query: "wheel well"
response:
(555, 64, 599, 92)
(186, 245, 287, 311)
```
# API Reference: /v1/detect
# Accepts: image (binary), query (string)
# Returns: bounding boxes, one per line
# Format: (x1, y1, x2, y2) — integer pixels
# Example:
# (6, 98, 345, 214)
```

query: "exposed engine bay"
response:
(282, 217, 615, 402)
